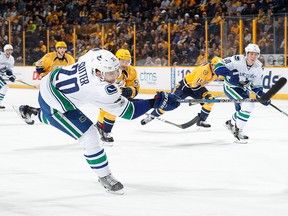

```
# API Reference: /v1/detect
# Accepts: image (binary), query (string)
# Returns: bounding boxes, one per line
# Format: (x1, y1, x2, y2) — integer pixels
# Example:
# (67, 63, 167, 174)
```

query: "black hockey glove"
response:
(153, 91, 180, 111)
(257, 91, 271, 106)
(121, 87, 133, 98)
(8, 75, 16, 82)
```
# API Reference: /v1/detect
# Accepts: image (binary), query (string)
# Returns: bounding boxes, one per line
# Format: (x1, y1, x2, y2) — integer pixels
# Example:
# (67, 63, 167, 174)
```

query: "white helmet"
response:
(91, 49, 120, 77)
(245, 43, 260, 55)
(4, 44, 13, 52)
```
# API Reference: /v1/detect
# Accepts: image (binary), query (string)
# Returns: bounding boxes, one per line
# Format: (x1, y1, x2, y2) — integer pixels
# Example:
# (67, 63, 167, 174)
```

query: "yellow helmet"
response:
(115, 49, 131, 61)
(55, 41, 67, 49)
(211, 56, 222, 66)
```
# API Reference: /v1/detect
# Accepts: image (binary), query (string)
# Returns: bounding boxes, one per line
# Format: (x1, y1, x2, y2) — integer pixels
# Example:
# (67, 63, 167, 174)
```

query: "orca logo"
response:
(105, 84, 118, 95)
(97, 55, 102, 61)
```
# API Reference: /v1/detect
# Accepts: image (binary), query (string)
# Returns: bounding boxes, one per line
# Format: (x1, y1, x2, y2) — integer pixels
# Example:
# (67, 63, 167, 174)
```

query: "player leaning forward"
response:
(214, 44, 270, 142)
(18, 49, 180, 194)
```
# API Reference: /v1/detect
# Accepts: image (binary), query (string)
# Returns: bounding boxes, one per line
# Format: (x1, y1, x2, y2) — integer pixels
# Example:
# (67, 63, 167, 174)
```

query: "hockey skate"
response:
(195, 113, 211, 128)
(224, 120, 234, 135)
(17, 105, 39, 125)
(95, 122, 114, 146)
(98, 174, 124, 195)
(196, 119, 211, 128)
(140, 114, 155, 125)
(234, 126, 249, 144)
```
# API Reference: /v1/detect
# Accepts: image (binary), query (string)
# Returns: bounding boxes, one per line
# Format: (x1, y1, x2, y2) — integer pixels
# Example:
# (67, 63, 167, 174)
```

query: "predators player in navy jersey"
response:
(141, 56, 222, 128)
(95, 49, 140, 145)
(36, 41, 75, 77)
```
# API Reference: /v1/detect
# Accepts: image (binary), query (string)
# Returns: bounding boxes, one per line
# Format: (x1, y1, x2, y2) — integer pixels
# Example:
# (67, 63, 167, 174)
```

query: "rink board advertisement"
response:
(9, 66, 288, 99)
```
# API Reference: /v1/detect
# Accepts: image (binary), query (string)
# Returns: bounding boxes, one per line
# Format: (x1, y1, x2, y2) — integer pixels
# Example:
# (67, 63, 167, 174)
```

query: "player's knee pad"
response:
(79, 125, 101, 150)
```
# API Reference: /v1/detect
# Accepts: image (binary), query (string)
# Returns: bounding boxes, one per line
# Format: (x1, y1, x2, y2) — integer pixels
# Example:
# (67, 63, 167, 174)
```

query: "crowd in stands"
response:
(0, 0, 287, 66)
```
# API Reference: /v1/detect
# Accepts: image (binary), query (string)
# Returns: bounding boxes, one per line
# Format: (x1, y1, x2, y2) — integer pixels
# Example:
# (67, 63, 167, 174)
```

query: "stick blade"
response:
(180, 115, 200, 129)
(260, 77, 287, 101)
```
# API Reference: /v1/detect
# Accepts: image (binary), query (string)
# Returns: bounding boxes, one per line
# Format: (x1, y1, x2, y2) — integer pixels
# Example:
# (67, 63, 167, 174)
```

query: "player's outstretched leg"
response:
(98, 173, 124, 195)
(18, 105, 39, 125)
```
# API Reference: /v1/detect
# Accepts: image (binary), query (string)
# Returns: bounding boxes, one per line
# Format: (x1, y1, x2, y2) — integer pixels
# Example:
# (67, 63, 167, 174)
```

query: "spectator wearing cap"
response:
(160, 9, 169, 22)
(183, 12, 190, 24)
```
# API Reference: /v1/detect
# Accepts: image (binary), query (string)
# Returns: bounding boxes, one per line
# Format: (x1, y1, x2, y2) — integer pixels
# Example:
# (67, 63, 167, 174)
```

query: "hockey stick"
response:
(246, 77, 288, 117)
(179, 98, 259, 104)
(179, 77, 287, 104)
(188, 94, 226, 106)
(269, 103, 288, 117)
(16, 79, 38, 89)
(145, 113, 200, 129)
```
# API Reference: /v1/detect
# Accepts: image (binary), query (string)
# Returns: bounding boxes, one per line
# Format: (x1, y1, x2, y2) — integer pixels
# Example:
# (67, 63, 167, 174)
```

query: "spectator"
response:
(143, 56, 155, 66)
(154, 58, 162, 66)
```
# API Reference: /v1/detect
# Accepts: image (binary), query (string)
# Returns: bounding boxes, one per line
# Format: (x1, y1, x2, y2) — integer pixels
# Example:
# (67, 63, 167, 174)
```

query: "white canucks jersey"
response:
(0, 51, 14, 71)
(40, 50, 130, 116)
(220, 55, 263, 88)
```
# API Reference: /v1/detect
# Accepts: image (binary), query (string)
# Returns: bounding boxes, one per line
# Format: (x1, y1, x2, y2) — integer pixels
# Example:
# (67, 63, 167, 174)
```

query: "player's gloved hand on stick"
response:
(8, 75, 16, 82)
(257, 91, 271, 106)
(121, 87, 133, 98)
(153, 91, 180, 111)
(203, 92, 215, 103)
(239, 78, 250, 88)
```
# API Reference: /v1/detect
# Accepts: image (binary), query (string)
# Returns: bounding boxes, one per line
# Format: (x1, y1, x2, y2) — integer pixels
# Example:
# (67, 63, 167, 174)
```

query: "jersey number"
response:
(55, 64, 79, 94)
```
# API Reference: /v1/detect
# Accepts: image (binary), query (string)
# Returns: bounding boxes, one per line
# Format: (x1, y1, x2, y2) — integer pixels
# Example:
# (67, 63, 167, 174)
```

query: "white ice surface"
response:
(1, 88, 288, 216)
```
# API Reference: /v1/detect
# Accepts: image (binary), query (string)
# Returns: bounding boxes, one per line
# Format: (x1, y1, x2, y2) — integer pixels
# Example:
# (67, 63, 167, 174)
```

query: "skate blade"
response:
(234, 139, 248, 144)
(196, 126, 211, 131)
(101, 141, 114, 147)
(105, 188, 124, 195)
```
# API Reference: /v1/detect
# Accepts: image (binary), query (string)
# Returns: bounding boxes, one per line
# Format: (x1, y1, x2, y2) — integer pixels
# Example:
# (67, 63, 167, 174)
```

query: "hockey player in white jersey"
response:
(0, 44, 16, 109)
(18, 49, 180, 194)
(214, 43, 270, 143)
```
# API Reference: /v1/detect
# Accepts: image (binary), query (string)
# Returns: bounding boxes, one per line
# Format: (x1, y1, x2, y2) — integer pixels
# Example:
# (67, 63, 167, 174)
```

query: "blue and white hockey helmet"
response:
(4, 44, 13, 52)
(245, 43, 260, 55)
(91, 49, 120, 77)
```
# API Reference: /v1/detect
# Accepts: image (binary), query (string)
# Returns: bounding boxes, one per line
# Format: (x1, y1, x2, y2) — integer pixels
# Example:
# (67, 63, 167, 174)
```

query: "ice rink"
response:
(1, 88, 288, 216)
